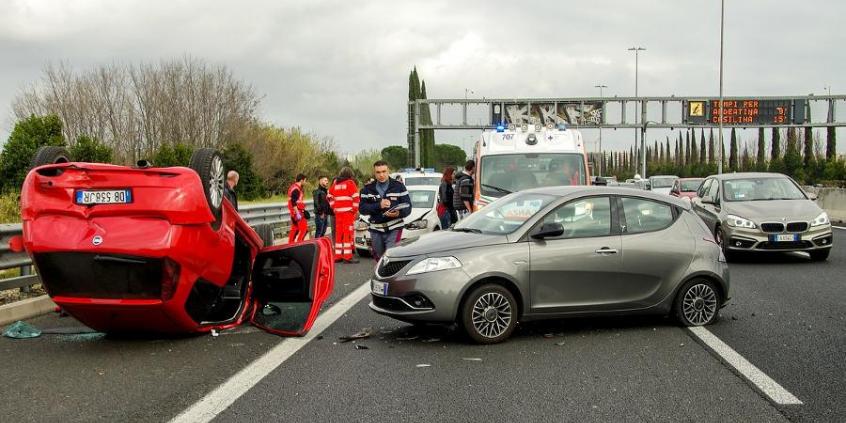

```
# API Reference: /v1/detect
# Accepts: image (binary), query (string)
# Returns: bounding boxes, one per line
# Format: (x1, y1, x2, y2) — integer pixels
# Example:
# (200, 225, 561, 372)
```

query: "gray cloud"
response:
(1, 0, 844, 156)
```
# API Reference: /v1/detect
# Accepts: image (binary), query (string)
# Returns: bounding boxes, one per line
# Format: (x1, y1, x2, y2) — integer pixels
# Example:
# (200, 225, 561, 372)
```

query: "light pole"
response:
(717, 0, 725, 174)
(464, 88, 474, 100)
(594, 84, 608, 176)
(628, 46, 646, 177)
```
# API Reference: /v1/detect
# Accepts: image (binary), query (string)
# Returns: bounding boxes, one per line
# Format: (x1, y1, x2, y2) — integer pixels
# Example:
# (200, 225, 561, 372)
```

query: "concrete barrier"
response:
(805, 186, 846, 223)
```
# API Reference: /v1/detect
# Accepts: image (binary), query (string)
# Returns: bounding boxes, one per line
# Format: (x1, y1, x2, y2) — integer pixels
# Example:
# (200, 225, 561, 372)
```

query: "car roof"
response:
(708, 172, 789, 181)
(521, 186, 691, 209)
(678, 177, 704, 181)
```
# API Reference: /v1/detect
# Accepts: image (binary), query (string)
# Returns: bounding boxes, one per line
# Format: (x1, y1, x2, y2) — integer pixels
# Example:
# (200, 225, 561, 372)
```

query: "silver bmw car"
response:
(369, 187, 730, 344)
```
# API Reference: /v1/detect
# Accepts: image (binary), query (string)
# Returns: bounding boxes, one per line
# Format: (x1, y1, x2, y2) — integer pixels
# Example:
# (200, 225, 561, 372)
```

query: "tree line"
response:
(595, 127, 844, 185)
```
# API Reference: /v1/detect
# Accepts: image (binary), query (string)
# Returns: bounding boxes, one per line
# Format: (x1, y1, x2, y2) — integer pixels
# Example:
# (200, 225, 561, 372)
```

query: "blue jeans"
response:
(314, 214, 328, 238)
(438, 212, 451, 230)
(369, 229, 402, 259)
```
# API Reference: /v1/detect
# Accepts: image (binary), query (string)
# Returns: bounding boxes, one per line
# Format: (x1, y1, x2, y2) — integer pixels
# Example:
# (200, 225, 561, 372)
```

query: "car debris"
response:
(339, 329, 372, 343)
(354, 344, 369, 350)
(415, 364, 431, 368)
(2, 321, 42, 339)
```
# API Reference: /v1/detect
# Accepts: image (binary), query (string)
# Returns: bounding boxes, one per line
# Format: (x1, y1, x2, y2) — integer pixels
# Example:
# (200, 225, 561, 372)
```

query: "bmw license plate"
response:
(771, 234, 798, 242)
(75, 189, 131, 205)
(372, 280, 388, 296)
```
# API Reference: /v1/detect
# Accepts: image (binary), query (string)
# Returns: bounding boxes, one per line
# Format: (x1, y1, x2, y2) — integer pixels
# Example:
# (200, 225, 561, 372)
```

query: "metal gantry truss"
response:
(407, 95, 845, 167)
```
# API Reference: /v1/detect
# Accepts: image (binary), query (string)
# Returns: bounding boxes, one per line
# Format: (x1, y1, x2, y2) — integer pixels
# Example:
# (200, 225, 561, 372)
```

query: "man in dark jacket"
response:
(224, 170, 239, 211)
(359, 160, 411, 259)
(452, 160, 475, 216)
(313, 176, 330, 238)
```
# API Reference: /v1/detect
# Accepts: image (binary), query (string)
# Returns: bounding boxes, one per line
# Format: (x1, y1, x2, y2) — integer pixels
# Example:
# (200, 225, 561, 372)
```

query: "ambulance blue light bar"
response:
(496, 125, 505, 132)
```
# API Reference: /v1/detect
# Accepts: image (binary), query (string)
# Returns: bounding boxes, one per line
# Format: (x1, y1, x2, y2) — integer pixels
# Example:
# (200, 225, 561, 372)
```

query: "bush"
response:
(70, 135, 113, 163)
(153, 143, 193, 167)
(0, 192, 20, 223)
(222, 143, 263, 200)
(0, 114, 65, 193)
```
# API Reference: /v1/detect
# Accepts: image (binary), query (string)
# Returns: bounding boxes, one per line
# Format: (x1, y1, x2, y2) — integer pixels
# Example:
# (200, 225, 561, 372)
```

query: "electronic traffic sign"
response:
(684, 98, 807, 125)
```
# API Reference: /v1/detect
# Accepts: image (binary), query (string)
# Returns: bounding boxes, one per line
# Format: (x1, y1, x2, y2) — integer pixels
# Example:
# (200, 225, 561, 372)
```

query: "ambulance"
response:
(473, 121, 591, 210)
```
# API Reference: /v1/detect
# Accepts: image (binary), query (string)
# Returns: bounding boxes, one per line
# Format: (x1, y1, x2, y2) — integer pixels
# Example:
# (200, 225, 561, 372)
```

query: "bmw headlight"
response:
(725, 214, 756, 229)
(811, 212, 830, 227)
(406, 219, 429, 230)
(406, 256, 462, 275)
(355, 220, 369, 231)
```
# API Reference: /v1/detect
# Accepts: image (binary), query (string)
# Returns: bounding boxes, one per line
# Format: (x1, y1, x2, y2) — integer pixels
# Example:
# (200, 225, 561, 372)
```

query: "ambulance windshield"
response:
(479, 153, 586, 197)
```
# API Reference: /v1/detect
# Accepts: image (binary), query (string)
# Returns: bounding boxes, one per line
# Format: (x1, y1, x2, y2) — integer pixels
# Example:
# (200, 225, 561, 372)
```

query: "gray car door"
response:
(528, 196, 623, 313)
(692, 178, 719, 232)
(617, 196, 695, 309)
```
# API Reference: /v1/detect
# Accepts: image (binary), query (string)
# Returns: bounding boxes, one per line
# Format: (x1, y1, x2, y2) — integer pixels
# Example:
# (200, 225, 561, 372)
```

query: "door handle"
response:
(594, 248, 618, 255)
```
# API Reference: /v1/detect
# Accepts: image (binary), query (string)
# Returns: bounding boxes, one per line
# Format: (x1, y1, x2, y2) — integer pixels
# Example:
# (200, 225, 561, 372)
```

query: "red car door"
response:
(249, 237, 335, 336)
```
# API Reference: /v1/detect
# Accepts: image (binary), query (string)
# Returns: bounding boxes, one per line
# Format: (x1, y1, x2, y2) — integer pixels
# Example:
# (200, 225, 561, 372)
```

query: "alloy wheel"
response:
(682, 283, 718, 325)
(471, 292, 513, 338)
(209, 155, 224, 208)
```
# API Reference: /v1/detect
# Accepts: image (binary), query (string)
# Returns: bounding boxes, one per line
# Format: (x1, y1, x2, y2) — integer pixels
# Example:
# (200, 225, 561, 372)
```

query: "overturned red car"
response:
(16, 146, 334, 336)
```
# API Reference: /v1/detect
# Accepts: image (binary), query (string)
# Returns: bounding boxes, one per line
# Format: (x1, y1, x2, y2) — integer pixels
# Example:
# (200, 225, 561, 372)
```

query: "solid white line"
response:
(687, 326, 802, 405)
(170, 281, 371, 423)
(833, 225, 846, 230)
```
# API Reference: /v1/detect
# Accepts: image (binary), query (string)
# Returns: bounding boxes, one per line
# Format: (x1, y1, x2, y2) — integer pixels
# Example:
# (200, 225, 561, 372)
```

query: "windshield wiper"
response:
(481, 183, 512, 194)
(452, 227, 483, 234)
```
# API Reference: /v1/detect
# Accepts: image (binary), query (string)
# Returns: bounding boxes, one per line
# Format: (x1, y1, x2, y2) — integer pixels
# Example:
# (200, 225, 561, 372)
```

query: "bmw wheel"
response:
(460, 284, 517, 344)
(675, 279, 721, 326)
(189, 148, 225, 227)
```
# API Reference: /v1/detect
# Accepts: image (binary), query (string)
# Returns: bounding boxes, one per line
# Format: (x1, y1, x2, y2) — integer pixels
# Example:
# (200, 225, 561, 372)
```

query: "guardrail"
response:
(0, 200, 315, 296)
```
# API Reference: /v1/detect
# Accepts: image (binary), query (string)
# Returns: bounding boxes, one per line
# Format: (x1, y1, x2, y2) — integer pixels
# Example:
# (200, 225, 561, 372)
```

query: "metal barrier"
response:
(0, 200, 315, 295)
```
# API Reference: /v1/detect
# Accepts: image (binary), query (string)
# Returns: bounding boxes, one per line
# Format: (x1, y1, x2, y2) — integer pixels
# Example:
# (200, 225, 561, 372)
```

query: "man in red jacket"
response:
(328, 167, 359, 263)
(287, 173, 308, 243)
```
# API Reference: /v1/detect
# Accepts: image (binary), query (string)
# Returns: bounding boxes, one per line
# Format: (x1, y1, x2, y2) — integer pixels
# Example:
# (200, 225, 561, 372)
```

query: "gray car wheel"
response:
(675, 279, 721, 326)
(460, 284, 517, 344)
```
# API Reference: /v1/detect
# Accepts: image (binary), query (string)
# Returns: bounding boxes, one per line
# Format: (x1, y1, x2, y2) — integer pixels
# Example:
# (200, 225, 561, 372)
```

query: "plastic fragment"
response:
(416, 364, 431, 368)
(355, 344, 369, 350)
(339, 329, 371, 343)
(2, 321, 42, 339)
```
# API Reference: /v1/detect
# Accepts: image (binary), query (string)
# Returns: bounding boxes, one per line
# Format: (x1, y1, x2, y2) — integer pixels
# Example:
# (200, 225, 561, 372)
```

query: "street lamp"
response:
(717, 0, 725, 174)
(628, 46, 646, 178)
(594, 84, 608, 176)
(464, 88, 474, 100)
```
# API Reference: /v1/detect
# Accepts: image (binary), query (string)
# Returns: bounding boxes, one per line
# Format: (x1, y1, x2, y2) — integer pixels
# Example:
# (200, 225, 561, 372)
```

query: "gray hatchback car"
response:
(369, 187, 730, 343)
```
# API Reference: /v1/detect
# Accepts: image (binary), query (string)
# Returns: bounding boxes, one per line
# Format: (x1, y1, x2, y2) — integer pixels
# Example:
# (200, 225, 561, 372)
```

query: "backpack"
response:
(452, 173, 473, 211)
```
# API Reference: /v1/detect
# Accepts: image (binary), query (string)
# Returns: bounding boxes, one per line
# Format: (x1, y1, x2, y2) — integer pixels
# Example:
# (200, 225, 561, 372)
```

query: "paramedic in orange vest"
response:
(287, 173, 308, 243)
(327, 167, 359, 263)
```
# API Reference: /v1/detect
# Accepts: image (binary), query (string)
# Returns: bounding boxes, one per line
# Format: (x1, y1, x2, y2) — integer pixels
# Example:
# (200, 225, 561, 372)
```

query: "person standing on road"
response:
(437, 166, 456, 229)
(359, 160, 411, 260)
(452, 160, 476, 218)
(328, 167, 359, 263)
(287, 173, 308, 243)
(313, 176, 331, 238)
(224, 170, 239, 211)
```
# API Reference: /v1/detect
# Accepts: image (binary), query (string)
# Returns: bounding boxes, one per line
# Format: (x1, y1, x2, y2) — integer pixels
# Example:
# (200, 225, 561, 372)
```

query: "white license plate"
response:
(372, 280, 388, 295)
(76, 189, 131, 205)
(773, 234, 798, 242)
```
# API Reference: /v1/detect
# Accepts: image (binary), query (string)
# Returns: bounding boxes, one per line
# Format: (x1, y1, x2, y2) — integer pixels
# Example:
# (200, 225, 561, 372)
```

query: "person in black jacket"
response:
(437, 166, 456, 229)
(224, 170, 239, 211)
(359, 161, 411, 259)
(452, 160, 476, 217)
(313, 176, 330, 238)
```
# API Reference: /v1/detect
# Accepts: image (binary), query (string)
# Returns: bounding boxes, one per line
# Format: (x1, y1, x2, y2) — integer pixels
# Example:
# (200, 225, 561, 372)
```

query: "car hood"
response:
(386, 230, 508, 258)
(405, 208, 432, 223)
(724, 200, 822, 222)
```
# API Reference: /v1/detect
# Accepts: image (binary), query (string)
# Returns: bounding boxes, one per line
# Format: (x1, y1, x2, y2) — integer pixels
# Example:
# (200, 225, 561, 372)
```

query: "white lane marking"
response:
(170, 281, 371, 423)
(687, 326, 803, 405)
(833, 225, 846, 230)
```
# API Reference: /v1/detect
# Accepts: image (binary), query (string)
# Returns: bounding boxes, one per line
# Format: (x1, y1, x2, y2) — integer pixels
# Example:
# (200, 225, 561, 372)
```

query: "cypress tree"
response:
(419, 79, 436, 167)
(826, 126, 836, 161)
(803, 127, 814, 168)
(685, 130, 691, 165)
(783, 127, 802, 178)
(771, 128, 781, 160)
(699, 129, 707, 164)
(690, 130, 699, 165)
(741, 143, 751, 172)
(729, 128, 738, 171)
(407, 68, 421, 165)
(708, 129, 716, 164)
(665, 137, 671, 165)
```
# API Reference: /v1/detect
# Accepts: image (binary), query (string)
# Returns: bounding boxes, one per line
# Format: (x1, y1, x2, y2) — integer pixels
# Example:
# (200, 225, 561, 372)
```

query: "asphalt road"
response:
(1, 230, 844, 422)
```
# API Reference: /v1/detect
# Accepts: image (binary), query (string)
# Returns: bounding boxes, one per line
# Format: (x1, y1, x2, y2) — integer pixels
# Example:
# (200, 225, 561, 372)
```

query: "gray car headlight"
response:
(726, 214, 756, 229)
(406, 256, 461, 275)
(811, 212, 830, 227)
(406, 219, 429, 230)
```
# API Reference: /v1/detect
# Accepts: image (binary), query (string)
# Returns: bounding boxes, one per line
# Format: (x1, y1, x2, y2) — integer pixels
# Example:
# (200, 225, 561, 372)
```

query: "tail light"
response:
(160, 258, 181, 301)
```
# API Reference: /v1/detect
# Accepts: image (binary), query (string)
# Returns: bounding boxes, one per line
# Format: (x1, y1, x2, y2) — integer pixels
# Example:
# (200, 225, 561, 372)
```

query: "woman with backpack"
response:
(437, 166, 457, 229)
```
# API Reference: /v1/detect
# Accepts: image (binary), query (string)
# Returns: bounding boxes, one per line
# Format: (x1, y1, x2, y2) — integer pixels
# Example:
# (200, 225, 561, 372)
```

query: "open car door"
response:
(250, 237, 334, 336)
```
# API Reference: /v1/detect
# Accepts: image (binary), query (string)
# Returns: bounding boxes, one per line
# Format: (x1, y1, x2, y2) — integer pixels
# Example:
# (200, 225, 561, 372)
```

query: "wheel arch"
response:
(671, 271, 728, 310)
(454, 273, 525, 322)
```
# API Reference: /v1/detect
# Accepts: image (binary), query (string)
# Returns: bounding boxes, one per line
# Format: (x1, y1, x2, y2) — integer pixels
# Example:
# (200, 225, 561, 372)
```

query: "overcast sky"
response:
(1, 0, 844, 157)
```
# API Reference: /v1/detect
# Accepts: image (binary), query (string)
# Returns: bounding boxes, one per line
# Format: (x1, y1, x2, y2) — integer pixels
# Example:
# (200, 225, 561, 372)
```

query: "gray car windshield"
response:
(480, 153, 585, 197)
(680, 179, 704, 191)
(650, 177, 677, 188)
(408, 190, 435, 208)
(453, 193, 556, 235)
(722, 177, 806, 202)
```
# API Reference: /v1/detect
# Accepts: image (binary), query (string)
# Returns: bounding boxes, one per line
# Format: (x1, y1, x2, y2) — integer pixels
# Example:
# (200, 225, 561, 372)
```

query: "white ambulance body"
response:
(473, 122, 591, 209)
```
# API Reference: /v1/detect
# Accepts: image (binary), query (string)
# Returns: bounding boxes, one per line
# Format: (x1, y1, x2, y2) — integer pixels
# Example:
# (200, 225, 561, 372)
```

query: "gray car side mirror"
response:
(531, 222, 565, 239)
(701, 195, 714, 204)
(807, 192, 818, 201)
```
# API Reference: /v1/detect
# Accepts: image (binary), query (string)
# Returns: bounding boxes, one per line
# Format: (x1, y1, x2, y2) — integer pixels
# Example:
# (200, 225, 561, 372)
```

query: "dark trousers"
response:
(315, 215, 328, 238)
